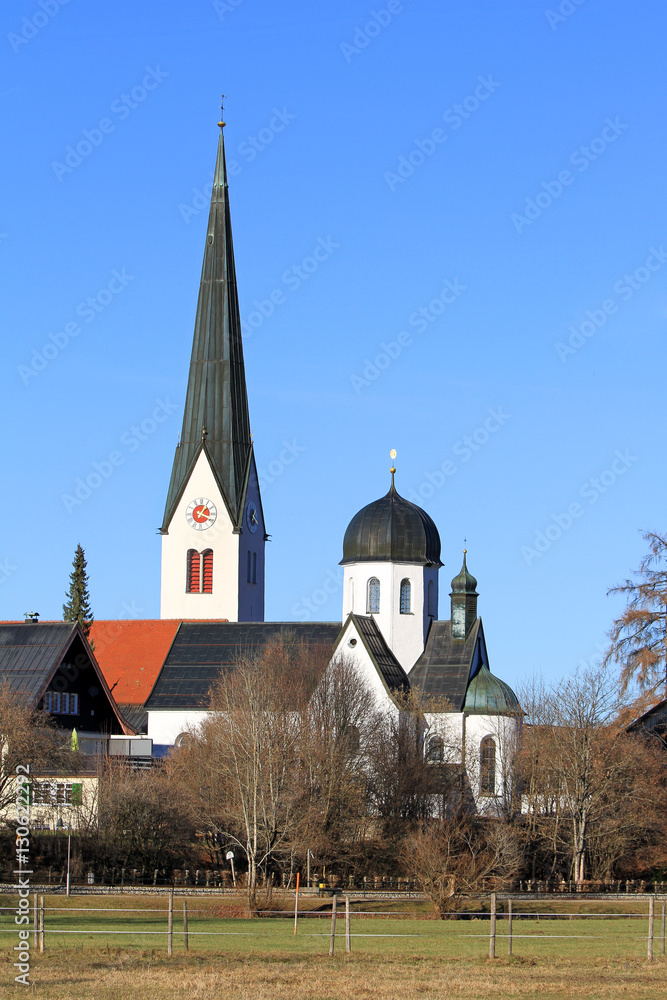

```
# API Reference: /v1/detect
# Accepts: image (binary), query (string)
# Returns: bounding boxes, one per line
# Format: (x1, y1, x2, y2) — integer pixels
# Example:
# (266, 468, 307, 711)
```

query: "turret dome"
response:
(463, 664, 521, 716)
(340, 479, 442, 566)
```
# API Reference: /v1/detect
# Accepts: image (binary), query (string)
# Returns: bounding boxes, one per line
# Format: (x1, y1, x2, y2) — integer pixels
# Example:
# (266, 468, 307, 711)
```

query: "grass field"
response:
(1, 894, 666, 998)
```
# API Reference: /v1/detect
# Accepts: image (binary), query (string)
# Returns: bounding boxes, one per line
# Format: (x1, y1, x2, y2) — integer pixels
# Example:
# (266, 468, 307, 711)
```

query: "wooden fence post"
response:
(329, 894, 337, 957)
(33, 894, 37, 948)
(167, 888, 174, 956)
(183, 899, 188, 951)
(39, 897, 44, 954)
(648, 896, 654, 961)
(345, 896, 351, 954)
(661, 900, 666, 958)
(508, 899, 513, 957)
(489, 893, 496, 960)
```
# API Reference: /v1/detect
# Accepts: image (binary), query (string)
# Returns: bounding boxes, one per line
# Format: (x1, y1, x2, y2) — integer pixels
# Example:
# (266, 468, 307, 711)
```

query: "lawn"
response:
(1, 894, 666, 998)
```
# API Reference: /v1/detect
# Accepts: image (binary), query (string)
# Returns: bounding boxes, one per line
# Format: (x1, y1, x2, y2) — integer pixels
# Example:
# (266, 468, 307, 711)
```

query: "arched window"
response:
(480, 736, 496, 795)
(427, 735, 444, 763)
(400, 579, 411, 614)
(202, 550, 213, 593)
(428, 580, 436, 617)
(186, 549, 201, 593)
(367, 577, 380, 614)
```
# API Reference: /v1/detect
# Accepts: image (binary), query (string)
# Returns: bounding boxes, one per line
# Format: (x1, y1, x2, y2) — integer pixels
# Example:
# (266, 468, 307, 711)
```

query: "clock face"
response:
(186, 497, 217, 530)
(246, 499, 259, 534)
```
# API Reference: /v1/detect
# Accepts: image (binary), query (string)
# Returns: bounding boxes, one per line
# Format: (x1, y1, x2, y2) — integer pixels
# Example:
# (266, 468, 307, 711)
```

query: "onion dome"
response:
(463, 664, 521, 716)
(341, 473, 442, 566)
(450, 551, 477, 594)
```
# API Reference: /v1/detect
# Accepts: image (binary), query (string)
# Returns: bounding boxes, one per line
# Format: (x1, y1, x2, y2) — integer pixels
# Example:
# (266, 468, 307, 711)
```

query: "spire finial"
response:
(390, 449, 397, 488)
(218, 93, 226, 129)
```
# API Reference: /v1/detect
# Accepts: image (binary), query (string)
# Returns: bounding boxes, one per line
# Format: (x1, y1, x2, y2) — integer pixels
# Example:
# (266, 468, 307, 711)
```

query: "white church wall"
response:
(464, 713, 521, 816)
(342, 562, 439, 672)
(147, 709, 209, 747)
(336, 618, 399, 717)
(160, 450, 240, 620)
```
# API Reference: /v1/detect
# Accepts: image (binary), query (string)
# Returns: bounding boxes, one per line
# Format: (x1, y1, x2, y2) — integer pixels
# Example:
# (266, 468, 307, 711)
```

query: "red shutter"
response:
(202, 549, 213, 593)
(186, 549, 201, 593)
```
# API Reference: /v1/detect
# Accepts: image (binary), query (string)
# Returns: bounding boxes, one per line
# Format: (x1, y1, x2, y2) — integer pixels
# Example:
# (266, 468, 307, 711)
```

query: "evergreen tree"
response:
(63, 543, 94, 640)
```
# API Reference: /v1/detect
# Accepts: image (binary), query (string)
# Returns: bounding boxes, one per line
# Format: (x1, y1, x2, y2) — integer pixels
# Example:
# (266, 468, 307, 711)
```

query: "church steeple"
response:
(159, 117, 265, 623)
(161, 124, 252, 531)
(450, 551, 478, 640)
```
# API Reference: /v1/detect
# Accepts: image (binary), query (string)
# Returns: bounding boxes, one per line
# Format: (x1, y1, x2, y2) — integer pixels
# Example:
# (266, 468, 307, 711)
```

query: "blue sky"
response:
(1, 0, 666, 692)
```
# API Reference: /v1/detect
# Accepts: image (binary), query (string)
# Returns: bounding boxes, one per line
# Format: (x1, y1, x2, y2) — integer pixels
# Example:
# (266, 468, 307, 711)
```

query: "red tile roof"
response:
(90, 620, 181, 705)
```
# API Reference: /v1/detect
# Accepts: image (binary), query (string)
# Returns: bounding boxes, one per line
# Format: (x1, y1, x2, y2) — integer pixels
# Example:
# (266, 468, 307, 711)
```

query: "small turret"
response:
(450, 550, 478, 640)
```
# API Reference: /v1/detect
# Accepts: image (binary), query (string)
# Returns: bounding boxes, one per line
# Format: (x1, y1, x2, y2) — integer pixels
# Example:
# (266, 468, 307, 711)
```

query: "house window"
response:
(202, 549, 213, 593)
(400, 579, 411, 614)
(44, 692, 78, 715)
(32, 782, 81, 806)
(186, 549, 201, 593)
(427, 735, 444, 763)
(480, 736, 496, 795)
(367, 577, 380, 614)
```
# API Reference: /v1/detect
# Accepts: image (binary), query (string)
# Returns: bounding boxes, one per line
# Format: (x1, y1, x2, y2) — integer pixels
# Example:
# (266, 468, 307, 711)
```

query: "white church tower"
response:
(340, 467, 441, 672)
(159, 119, 265, 621)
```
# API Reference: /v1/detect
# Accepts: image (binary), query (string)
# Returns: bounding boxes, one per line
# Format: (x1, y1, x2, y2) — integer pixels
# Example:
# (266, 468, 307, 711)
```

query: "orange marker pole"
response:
(294, 872, 300, 935)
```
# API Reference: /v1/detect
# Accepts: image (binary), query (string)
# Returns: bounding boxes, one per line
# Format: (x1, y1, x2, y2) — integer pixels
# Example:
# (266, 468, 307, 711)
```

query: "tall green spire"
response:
(161, 125, 253, 530)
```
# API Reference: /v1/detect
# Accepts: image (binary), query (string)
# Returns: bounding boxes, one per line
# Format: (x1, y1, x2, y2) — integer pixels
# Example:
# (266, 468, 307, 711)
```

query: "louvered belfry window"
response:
(480, 736, 496, 795)
(202, 550, 213, 593)
(186, 549, 201, 593)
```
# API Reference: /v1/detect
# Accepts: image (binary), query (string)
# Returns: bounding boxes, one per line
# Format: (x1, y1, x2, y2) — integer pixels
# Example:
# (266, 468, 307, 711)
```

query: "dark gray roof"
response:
(162, 128, 253, 531)
(0, 623, 77, 700)
(408, 619, 483, 710)
(118, 704, 149, 734)
(341, 481, 442, 566)
(350, 615, 410, 694)
(145, 622, 342, 710)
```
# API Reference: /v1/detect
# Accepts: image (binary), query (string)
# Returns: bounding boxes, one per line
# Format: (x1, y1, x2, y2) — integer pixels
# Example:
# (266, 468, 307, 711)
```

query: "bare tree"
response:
(605, 530, 667, 697)
(0, 684, 73, 814)
(405, 816, 521, 917)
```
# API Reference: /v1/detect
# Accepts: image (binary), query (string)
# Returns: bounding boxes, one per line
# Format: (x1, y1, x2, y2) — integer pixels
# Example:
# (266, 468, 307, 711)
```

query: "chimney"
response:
(24, 611, 40, 624)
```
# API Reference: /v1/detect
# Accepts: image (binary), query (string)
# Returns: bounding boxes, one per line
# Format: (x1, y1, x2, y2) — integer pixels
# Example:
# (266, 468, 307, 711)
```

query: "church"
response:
(2, 117, 522, 817)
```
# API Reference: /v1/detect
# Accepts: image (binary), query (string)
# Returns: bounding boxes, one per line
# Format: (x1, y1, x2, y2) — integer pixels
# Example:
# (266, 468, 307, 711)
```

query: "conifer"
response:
(63, 543, 94, 640)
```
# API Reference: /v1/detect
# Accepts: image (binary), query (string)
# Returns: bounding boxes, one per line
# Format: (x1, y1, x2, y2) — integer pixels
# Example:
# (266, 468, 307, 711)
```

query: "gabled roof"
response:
(161, 127, 253, 531)
(408, 618, 484, 710)
(627, 697, 667, 734)
(345, 614, 410, 695)
(0, 622, 131, 733)
(0, 622, 77, 700)
(145, 621, 342, 710)
(90, 619, 181, 706)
